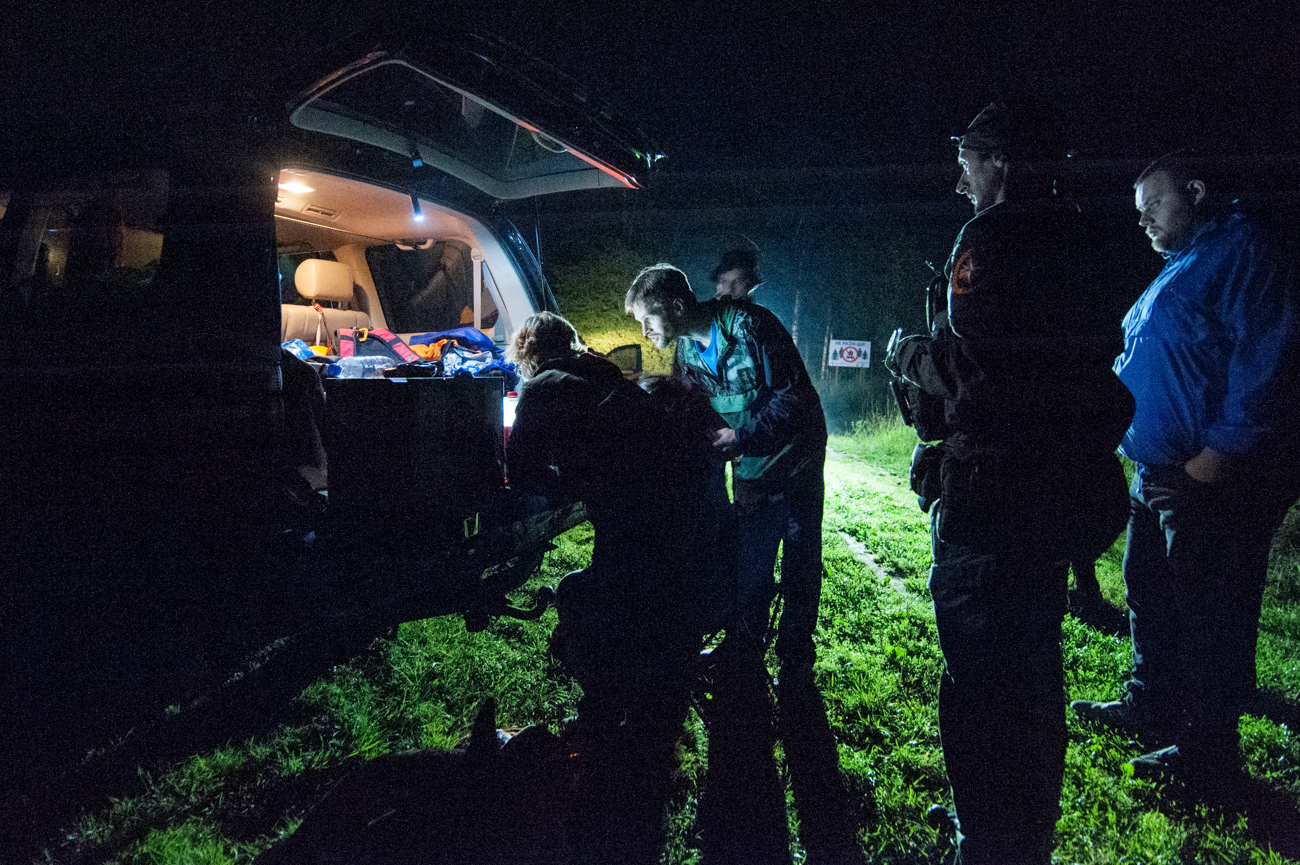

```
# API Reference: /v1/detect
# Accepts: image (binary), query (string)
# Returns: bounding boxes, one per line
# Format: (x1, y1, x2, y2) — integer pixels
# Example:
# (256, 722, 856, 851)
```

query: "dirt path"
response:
(824, 448, 917, 509)
(824, 448, 927, 599)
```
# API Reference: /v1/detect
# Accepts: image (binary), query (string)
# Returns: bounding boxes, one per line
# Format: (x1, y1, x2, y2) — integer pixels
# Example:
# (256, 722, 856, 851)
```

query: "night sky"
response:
(448, 0, 1300, 171)
(6, 1, 1297, 175)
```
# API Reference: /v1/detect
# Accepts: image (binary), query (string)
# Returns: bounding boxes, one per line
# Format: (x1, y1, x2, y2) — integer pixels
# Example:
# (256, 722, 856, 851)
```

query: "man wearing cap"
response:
(885, 103, 1132, 864)
(712, 249, 762, 302)
(1072, 151, 1300, 796)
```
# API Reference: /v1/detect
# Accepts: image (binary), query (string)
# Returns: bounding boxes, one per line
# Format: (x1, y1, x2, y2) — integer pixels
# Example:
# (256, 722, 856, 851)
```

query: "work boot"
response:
(1070, 697, 1174, 745)
(1066, 588, 1129, 636)
(1129, 744, 1247, 807)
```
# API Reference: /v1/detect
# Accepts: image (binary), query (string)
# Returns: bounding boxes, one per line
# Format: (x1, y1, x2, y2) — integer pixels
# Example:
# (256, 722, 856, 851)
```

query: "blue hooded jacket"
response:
(1114, 203, 1298, 468)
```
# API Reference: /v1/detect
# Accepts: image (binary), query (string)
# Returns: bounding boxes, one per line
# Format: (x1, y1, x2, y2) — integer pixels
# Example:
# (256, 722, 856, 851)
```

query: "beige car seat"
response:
(281, 258, 371, 352)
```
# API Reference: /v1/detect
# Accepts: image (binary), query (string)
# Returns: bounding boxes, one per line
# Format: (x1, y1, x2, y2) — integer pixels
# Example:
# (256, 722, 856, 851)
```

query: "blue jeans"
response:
(1124, 465, 1293, 759)
(734, 458, 825, 668)
(930, 500, 1068, 865)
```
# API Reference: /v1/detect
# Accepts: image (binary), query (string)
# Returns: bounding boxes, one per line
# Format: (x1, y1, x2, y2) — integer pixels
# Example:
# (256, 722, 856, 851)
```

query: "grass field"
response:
(42, 415, 1300, 864)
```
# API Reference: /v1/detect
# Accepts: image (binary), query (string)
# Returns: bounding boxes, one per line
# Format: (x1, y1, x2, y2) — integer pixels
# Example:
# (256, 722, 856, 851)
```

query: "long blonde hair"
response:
(507, 312, 586, 379)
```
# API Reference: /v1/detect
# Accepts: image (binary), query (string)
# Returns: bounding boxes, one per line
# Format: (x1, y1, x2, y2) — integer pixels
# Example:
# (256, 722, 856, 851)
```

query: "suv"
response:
(0, 25, 657, 826)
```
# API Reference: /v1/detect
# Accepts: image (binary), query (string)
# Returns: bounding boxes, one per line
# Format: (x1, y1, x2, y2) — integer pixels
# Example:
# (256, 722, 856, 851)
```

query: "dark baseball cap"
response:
(953, 102, 1067, 161)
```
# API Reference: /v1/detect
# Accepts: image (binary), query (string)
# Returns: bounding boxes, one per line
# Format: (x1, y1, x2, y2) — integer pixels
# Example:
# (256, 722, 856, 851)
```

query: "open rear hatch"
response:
(289, 31, 660, 200)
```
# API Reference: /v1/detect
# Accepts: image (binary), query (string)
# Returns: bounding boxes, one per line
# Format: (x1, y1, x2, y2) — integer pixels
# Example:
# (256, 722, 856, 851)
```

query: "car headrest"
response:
(295, 258, 355, 302)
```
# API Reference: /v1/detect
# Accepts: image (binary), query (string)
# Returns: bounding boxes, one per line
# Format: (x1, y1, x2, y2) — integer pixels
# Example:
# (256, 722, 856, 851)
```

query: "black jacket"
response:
(894, 199, 1134, 465)
(893, 199, 1135, 554)
(507, 352, 727, 614)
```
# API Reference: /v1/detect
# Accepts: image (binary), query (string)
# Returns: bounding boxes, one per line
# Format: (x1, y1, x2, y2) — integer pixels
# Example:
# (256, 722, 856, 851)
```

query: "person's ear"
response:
(1186, 179, 1207, 206)
(671, 297, 685, 318)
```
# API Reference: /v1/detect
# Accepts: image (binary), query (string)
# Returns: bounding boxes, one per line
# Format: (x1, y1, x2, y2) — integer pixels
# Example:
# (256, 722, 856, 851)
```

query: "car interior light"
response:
(410, 189, 425, 222)
(278, 180, 314, 194)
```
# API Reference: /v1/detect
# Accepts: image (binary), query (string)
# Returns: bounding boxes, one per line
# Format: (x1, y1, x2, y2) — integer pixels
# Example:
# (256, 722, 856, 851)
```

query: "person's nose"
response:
(955, 171, 969, 195)
(1138, 210, 1153, 227)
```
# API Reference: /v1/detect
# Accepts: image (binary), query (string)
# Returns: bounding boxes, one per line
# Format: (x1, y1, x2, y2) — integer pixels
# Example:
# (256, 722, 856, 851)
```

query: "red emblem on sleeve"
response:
(950, 249, 975, 295)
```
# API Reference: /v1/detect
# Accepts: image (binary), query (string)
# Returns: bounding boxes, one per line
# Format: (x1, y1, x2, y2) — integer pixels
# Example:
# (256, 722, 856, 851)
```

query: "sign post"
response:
(828, 338, 871, 369)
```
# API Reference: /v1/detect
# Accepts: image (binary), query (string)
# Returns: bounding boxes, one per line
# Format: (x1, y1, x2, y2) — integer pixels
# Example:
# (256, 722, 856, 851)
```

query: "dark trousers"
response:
(1124, 465, 1293, 759)
(553, 566, 699, 864)
(929, 500, 1068, 865)
(735, 457, 826, 667)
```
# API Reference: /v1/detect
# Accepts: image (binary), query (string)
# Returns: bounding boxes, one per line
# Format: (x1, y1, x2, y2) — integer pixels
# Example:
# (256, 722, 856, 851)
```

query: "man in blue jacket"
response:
(1073, 151, 1300, 795)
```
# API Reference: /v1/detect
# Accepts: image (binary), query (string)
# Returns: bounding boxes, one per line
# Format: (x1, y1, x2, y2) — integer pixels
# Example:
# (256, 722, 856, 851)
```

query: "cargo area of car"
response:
(273, 167, 526, 344)
(0, 27, 654, 844)
(272, 167, 521, 532)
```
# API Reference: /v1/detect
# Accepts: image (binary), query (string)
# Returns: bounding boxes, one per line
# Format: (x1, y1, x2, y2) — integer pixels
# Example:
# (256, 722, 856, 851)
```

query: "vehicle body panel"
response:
(0, 25, 645, 846)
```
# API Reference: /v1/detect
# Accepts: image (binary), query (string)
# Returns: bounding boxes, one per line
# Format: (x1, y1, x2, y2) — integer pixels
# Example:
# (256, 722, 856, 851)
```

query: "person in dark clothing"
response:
(712, 248, 762, 302)
(885, 102, 1134, 865)
(1066, 558, 1129, 636)
(1071, 151, 1300, 797)
(505, 312, 725, 864)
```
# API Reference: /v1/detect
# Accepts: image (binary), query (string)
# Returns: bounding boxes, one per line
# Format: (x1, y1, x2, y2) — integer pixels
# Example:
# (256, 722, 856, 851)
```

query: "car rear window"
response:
(292, 59, 615, 200)
(365, 239, 498, 335)
(0, 170, 168, 325)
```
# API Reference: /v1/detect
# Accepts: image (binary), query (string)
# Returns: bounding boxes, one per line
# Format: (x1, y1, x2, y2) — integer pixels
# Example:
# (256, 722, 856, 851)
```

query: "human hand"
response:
(711, 427, 738, 457)
(1184, 447, 1232, 484)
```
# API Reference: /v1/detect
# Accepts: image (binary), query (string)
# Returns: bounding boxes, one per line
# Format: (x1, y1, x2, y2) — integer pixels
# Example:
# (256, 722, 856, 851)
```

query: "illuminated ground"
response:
(39, 427, 1300, 864)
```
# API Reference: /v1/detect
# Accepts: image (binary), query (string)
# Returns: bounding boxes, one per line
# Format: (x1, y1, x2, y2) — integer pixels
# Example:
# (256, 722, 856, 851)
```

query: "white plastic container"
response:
(331, 356, 398, 379)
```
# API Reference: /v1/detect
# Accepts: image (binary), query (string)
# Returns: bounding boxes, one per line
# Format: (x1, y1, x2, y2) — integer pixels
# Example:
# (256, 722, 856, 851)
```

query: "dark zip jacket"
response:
(891, 198, 1134, 554)
(894, 199, 1133, 465)
(674, 299, 826, 486)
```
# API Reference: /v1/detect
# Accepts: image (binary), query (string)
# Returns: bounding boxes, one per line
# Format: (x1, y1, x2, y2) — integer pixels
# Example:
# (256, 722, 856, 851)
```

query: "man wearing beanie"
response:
(885, 102, 1133, 864)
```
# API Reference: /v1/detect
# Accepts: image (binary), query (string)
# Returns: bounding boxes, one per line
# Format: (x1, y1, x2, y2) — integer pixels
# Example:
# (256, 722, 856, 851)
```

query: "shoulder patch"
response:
(950, 249, 975, 295)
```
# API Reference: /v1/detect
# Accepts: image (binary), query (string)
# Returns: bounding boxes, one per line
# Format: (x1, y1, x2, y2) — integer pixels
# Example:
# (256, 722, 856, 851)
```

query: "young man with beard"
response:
(628, 267, 852, 864)
(626, 263, 827, 673)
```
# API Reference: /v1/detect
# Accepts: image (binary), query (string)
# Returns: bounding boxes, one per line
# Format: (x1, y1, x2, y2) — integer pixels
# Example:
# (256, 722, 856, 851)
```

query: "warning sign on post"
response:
(828, 339, 871, 368)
